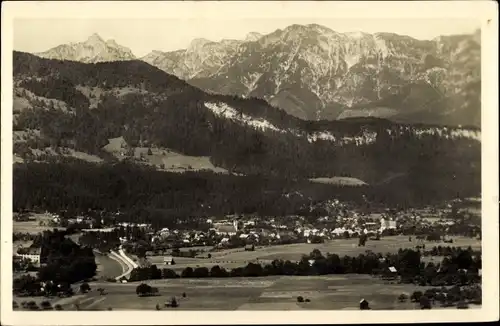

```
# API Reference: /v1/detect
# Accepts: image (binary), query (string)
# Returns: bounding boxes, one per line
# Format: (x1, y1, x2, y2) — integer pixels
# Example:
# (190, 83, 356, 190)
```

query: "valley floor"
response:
(13, 274, 481, 311)
(138, 236, 481, 272)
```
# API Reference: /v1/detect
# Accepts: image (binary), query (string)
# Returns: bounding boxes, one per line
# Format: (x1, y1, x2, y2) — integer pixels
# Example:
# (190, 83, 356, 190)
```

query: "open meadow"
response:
(13, 213, 65, 234)
(145, 236, 481, 270)
(95, 253, 126, 280)
(13, 274, 480, 311)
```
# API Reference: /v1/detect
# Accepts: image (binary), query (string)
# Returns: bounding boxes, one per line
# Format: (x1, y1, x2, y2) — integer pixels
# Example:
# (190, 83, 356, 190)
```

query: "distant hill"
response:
(13, 52, 480, 202)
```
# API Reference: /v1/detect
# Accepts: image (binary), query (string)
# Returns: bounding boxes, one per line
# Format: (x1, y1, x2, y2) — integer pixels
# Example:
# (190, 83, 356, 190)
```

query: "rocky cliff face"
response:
(32, 25, 480, 126)
(148, 24, 481, 126)
(36, 33, 136, 63)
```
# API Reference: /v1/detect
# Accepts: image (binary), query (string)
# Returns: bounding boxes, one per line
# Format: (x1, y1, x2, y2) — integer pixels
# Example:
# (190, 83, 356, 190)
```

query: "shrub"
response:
(411, 291, 423, 302)
(419, 296, 432, 309)
(27, 301, 39, 310)
(305, 298, 311, 302)
(54, 304, 63, 310)
(297, 296, 304, 303)
(136, 283, 153, 297)
(398, 293, 408, 302)
(40, 300, 52, 310)
(80, 282, 91, 293)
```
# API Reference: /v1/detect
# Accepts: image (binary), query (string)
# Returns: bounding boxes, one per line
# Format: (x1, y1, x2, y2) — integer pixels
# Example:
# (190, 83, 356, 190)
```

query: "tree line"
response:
(127, 247, 481, 287)
(13, 161, 480, 229)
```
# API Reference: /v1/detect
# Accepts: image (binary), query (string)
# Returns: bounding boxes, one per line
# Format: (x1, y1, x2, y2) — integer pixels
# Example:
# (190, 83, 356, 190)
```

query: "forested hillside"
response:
(13, 52, 480, 202)
(13, 161, 481, 227)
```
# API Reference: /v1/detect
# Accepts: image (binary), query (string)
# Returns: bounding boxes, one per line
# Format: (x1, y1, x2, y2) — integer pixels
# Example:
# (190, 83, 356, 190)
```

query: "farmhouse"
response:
(16, 247, 41, 266)
(382, 266, 398, 280)
(163, 256, 174, 265)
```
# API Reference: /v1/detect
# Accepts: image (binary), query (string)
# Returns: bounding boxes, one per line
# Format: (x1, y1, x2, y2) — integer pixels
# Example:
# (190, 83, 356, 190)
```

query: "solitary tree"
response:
(80, 282, 91, 293)
(40, 301, 52, 310)
(398, 293, 408, 303)
(411, 291, 423, 302)
(420, 296, 432, 309)
(136, 283, 152, 297)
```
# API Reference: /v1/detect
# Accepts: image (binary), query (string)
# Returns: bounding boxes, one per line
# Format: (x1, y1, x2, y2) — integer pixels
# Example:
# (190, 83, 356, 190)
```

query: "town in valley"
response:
(10, 11, 483, 312)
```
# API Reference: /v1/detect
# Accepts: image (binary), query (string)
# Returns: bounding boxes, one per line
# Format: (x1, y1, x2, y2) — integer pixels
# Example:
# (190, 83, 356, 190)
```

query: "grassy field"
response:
(95, 253, 125, 280)
(310, 177, 367, 186)
(13, 213, 65, 234)
(13, 274, 481, 311)
(142, 236, 480, 271)
(133, 147, 228, 174)
(208, 236, 480, 262)
(102, 140, 228, 174)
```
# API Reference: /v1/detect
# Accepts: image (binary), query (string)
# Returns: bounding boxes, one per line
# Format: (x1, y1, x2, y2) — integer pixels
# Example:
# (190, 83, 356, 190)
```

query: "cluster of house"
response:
(141, 212, 403, 249)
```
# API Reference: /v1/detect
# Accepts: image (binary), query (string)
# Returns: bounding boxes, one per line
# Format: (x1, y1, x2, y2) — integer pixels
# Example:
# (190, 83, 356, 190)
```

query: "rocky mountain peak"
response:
(35, 33, 136, 63)
(106, 39, 120, 47)
(244, 32, 263, 42)
(86, 33, 105, 45)
(187, 38, 212, 52)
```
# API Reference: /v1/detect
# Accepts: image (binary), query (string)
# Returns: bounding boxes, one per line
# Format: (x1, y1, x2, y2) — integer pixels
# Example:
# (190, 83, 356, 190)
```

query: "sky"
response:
(14, 16, 481, 58)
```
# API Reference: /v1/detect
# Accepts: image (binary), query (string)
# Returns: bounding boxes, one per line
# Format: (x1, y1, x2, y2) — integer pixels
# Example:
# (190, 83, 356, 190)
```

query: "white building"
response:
(16, 247, 41, 266)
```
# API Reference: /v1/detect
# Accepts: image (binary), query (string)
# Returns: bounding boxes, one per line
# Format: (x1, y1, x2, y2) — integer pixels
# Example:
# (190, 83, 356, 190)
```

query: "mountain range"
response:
(33, 24, 481, 127)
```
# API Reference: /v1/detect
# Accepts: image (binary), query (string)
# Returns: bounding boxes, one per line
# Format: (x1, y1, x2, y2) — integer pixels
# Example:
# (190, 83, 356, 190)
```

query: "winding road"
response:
(109, 246, 138, 280)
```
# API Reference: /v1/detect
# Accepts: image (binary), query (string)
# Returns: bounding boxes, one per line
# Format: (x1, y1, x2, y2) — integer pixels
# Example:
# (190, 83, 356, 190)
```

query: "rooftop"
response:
(17, 247, 41, 255)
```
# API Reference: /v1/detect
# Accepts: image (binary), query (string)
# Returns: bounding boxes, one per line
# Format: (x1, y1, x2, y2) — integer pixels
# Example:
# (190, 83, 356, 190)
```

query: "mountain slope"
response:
(141, 38, 244, 80)
(13, 52, 480, 200)
(36, 33, 136, 63)
(142, 24, 480, 127)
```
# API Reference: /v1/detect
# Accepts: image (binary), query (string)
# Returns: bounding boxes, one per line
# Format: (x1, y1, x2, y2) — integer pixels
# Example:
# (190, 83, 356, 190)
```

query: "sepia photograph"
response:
(1, 1, 498, 325)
